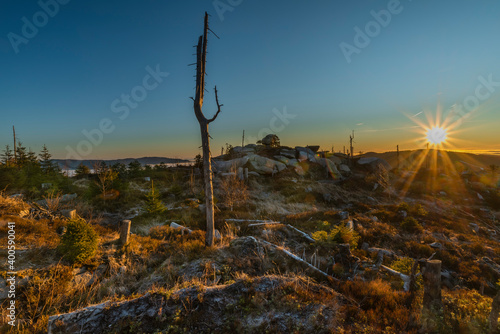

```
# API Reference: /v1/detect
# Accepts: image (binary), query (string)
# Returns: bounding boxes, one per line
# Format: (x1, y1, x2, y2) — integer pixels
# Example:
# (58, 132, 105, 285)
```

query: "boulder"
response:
(274, 155, 289, 165)
(357, 157, 391, 172)
(260, 134, 280, 147)
(280, 149, 296, 159)
(247, 155, 286, 175)
(328, 155, 342, 165)
(212, 157, 249, 173)
(318, 158, 342, 179)
(232, 146, 255, 154)
(295, 146, 317, 163)
(295, 166, 305, 176)
(274, 155, 299, 167)
(339, 164, 350, 173)
(60, 193, 78, 202)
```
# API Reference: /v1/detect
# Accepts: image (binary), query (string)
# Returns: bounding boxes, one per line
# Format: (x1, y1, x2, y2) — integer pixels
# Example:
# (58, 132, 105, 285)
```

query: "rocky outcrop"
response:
(318, 158, 342, 179)
(47, 276, 341, 334)
(212, 156, 249, 172)
(295, 146, 318, 163)
(247, 155, 286, 175)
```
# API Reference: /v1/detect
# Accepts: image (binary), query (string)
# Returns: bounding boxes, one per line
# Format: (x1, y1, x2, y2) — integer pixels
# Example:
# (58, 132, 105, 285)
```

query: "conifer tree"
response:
(39, 144, 56, 174)
(144, 180, 166, 214)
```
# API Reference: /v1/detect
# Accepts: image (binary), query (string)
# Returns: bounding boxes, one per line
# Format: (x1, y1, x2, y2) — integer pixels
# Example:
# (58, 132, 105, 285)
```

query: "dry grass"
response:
(0, 191, 29, 215)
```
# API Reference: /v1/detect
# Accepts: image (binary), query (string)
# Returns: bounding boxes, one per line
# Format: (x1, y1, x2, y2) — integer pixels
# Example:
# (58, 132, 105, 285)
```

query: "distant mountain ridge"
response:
(54, 157, 191, 170)
(359, 149, 500, 171)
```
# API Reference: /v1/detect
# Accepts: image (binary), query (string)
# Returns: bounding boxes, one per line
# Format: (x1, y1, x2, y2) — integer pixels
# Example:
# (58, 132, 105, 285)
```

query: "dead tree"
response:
(13, 126, 17, 166)
(193, 12, 222, 247)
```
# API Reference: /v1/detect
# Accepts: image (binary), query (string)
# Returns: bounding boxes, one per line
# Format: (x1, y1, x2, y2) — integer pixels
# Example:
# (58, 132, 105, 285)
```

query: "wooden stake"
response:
(120, 220, 131, 245)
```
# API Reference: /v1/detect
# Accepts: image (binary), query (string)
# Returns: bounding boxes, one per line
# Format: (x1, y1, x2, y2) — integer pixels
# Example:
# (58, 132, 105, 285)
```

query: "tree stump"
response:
(421, 260, 443, 332)
(120, 220, 131, 245)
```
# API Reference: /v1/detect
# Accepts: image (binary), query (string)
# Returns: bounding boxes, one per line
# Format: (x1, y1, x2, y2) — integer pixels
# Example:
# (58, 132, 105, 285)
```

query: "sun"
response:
(426, 126, 448, 145)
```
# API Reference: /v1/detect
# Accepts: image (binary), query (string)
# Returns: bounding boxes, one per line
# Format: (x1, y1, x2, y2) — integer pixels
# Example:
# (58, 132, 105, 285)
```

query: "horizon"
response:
(1, 1, 500, 160)
(50, 148, 500, 162)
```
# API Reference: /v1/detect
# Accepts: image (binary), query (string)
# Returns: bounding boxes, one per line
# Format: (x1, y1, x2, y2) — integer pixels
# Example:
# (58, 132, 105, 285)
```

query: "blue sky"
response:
(1, 0, 499, 159)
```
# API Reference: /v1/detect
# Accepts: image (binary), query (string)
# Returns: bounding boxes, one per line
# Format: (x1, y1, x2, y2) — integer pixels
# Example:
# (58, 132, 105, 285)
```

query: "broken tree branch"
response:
(256, 237, 338, 282)
(286, 224, 315, 243)
(380, 265, 411, 291)
(207, 86, 222, 123)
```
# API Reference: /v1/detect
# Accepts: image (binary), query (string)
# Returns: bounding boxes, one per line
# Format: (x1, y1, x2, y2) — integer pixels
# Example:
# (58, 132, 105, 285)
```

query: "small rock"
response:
(469, 223, 479, 233)
(429, 242, 443, 249)
(477, 192, 484, 200)
(56, 226, 67, 235)
(214, 229, 222, 240)
(339, 211, 349, 220)
(398, 210, 408, 219)
(61, 209, 77, 219)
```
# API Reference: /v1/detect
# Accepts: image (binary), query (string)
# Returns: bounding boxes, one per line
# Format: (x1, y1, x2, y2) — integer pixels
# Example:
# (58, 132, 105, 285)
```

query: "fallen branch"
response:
(248, 222, 281, 227)
(225, 219, 274, 223)
(256, 237, 338, 282)
(170, 222, 192, 234)
(481, 257, 500, 276)
(380, 265, 411, 291)
(286, 224, 315, 243)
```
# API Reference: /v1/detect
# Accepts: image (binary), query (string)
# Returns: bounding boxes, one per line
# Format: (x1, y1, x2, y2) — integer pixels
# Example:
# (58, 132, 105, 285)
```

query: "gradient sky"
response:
(1, 0, 499, 159)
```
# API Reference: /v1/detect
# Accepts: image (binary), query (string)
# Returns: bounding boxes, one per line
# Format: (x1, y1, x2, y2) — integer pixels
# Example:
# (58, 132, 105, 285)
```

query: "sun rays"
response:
(396, 105, 483, 199)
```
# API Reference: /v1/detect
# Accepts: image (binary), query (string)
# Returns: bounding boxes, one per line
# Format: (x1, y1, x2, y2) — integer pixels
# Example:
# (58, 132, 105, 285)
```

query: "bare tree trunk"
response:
(13, 126, 17, 166)
(200, 122, 215, 245)
(193, 12, 222, 247)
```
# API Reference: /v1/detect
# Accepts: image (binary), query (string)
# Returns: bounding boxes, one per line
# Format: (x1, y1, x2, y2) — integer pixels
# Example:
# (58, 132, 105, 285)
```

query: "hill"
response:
(360, 149, 500, 172)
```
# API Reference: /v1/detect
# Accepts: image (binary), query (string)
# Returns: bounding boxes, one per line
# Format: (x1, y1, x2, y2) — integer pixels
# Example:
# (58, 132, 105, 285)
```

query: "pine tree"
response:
(144, 180, 166, 214)
(39, 144, 56, 174)
(75, 163, 90, 178)
(1, 145, 14, 166)
(16, 141, 28, 167)
(127, 160, 142, 178)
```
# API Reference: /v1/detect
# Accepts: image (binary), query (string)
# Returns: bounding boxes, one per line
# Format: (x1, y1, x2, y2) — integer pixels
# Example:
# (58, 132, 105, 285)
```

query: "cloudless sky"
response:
(1, 0, 499, 159)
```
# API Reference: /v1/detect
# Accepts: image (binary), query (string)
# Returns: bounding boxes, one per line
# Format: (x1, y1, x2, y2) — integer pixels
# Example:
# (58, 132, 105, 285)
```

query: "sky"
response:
(1, 0, 499, 160)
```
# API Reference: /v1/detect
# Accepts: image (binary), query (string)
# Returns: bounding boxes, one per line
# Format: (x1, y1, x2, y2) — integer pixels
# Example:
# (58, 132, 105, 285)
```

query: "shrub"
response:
(397, 202, 410, 213)
(390, 257, 422, 290)
(400, 217, 423, 233)
(58, 217, 99, 263)
(312, 223, 360, 249)
(143, 181, 166, 214)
